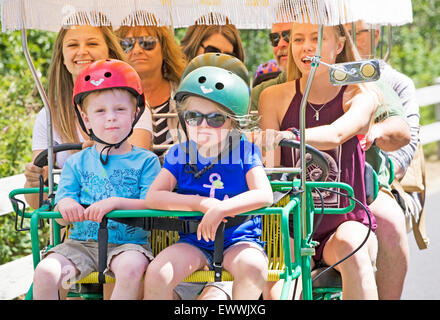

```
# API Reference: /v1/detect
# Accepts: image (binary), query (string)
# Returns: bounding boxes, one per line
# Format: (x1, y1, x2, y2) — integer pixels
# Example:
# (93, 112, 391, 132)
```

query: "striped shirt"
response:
(151, 99, 173, 156)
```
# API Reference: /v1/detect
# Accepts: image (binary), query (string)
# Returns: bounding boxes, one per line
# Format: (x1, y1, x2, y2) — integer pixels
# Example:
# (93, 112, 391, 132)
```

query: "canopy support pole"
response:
(19, 0, 55, 245)
(298, 24, 324, 300)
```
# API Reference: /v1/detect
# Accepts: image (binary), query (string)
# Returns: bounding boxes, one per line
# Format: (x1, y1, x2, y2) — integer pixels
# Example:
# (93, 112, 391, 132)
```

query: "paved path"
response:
(401, 188, 440, 300)
(0, 254, 33, 300)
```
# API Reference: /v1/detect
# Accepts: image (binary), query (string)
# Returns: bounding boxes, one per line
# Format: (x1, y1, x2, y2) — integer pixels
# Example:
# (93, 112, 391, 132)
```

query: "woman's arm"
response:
(258, 83, 293, 167)
(129, 128, 153, 151)
(24, 149, 48, 209)
(130, 106, 154, 150)
(303, 87, 379, 150)
(24, 141, 96, 209)
(366, 116, 410, 152)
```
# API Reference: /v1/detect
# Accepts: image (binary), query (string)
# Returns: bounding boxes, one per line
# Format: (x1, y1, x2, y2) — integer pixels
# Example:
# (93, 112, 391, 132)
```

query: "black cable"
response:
(310, 187, 373, 284)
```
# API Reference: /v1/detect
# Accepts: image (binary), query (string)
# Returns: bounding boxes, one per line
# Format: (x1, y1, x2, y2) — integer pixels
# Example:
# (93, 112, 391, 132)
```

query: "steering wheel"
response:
(278, 138, 330, 182)
(33, 143, 83, 168)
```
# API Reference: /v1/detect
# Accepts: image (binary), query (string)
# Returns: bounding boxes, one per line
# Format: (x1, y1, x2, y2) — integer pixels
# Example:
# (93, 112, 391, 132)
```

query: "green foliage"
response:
(0, 29, 56, 178)
(240, 29, 274, 80)
(0, 214, 49, 264)
(389, 0, 440, 88)
(0, 74, 37, 177)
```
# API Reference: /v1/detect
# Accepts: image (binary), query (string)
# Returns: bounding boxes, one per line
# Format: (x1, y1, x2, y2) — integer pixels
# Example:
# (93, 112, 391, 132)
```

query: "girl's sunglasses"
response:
(269, 29, 291, 47)
(201, 44, 237, 58)
(184, 110, 227, 128)
(120, 36, 158, 53)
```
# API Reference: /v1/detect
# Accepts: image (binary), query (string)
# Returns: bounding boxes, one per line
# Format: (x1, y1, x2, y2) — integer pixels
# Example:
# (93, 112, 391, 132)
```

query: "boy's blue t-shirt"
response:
(54, 146, 161, 245)
(163, 139, 265, 251)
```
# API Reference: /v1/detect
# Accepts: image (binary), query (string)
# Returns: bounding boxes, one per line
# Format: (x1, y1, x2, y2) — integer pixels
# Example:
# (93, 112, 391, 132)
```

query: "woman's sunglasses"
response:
(184, 110, 227, 128)
(120, 36, 158, 53)
(201, 44, 237, 58)
(269, 30, 291, 47)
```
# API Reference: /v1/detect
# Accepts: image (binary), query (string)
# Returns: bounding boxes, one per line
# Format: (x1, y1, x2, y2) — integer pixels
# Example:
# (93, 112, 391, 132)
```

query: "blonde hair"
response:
(47, 16, 126, 145)
(115, 12, 187, 84)
(180, 13, 245, 63)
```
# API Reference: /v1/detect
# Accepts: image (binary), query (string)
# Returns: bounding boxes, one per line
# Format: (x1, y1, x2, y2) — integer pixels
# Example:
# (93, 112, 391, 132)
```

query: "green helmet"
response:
(175, 65, 250, 117)
(181, 53, 250, 86)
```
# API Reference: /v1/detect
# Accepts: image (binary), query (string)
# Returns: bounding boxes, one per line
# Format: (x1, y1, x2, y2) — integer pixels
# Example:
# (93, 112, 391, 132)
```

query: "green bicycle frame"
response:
(10, 178, 355, 300)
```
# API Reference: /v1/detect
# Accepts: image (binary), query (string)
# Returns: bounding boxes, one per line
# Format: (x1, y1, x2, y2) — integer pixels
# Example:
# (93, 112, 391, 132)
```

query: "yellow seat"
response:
(72, 194, 290, 285)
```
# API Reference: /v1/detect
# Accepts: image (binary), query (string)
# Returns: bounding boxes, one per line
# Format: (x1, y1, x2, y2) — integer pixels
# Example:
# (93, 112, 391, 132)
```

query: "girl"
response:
(144, 65, 273, 300)
(259, 21, 381, 299)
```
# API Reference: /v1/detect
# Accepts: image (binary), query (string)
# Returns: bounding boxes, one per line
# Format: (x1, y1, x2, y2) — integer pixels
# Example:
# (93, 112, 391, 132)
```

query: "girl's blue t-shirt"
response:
(54, 146, 161, 245)
(163, 139, 265, 251)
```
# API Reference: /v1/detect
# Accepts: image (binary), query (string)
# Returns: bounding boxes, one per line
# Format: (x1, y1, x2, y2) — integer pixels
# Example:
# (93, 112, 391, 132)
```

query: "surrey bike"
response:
(3, 0, 413, 300)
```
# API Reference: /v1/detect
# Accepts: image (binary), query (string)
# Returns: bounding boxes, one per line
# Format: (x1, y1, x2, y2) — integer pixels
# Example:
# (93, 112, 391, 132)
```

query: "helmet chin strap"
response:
(180, 128, 242, 179)
(177, 111, 243, 179)
(89, 128, 134, 165)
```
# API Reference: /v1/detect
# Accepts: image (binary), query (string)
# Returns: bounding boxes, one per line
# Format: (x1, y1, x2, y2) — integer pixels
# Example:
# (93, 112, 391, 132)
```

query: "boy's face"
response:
(81, 89, 137, 145)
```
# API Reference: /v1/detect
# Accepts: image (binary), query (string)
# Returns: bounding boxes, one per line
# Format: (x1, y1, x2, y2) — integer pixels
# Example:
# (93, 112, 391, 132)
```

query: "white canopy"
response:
(1, 0, 413, 32)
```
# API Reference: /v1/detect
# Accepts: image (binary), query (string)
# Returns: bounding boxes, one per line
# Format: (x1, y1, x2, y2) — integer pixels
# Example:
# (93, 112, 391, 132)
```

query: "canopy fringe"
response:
(1, 0, 413, 32)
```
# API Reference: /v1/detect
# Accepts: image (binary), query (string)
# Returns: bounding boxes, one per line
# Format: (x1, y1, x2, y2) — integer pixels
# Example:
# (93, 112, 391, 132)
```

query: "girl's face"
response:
(290, 23, 345, 77)
(62, 26, 109, 82)
(184, 96, 232, 152)
(124, 28, 164, 77)
(82, 90, 136, 148)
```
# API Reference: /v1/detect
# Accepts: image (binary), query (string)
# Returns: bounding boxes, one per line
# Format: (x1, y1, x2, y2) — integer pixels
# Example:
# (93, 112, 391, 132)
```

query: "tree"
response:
(0, 28, 56, 178)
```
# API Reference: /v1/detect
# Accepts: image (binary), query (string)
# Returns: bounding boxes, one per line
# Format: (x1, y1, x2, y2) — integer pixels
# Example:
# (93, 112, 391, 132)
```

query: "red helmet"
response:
(73, 59, 145, 110)
(72, 59, 145, 142)
(72, 59, 146, 164)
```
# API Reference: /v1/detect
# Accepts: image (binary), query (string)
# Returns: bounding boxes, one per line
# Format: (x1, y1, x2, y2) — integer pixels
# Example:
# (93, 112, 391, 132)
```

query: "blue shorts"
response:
(177, 239, 267, 269)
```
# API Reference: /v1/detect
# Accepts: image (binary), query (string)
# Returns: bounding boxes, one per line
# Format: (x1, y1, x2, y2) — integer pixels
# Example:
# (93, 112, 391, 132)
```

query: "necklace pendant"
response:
(315, 111, 319, 121)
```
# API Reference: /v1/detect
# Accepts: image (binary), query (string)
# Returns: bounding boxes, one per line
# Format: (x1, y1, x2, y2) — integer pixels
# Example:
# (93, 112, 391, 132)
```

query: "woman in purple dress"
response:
(258, 20, 381, 299)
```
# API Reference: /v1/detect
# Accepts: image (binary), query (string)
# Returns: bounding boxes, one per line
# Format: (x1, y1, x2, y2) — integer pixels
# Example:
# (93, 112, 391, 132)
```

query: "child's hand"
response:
(56, 198, 85, 223)
(84, 197, 117, 223)
(197, 205, 229, 242)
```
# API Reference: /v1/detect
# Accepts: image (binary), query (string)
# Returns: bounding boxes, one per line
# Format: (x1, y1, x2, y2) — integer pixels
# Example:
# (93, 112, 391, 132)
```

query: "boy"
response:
(32, 59, 161, 300)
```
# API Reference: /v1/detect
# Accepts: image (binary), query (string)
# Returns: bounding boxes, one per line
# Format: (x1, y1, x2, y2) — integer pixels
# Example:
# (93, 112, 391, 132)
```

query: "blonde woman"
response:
(259, 21, 381, 299)
(24, 21, 127, 210)
(116, 12, 187, 156)
(180, 13, 245, 62)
